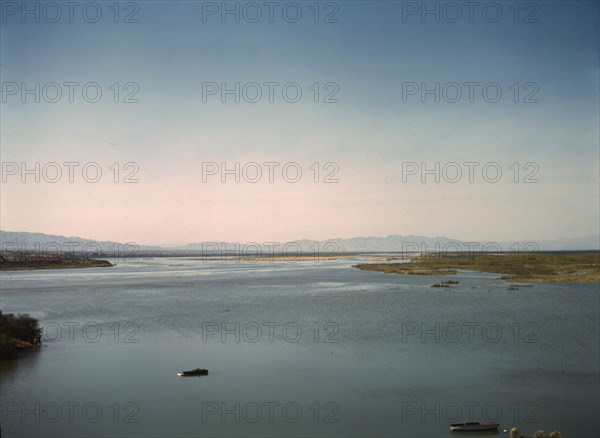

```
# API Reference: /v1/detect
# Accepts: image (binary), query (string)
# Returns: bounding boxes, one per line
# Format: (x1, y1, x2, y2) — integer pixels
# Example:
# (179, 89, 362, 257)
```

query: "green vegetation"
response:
(510, 428, 562, 438)
(0, 252, 113, 270)
(431, 280, 459, 288)
(353, 263, 456, 276)
(353, 251, 599, 283)
(0, 311, 42, 358)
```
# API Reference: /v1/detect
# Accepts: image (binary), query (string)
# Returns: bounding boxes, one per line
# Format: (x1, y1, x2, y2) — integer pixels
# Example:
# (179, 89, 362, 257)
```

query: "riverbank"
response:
(0, 253, 113, 270)
(0, 312, 42, 359)
(353, 251, 600, 282)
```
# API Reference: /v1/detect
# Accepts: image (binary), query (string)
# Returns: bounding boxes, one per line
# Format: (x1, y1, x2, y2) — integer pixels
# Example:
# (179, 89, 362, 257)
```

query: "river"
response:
(1, 257, 598, 437)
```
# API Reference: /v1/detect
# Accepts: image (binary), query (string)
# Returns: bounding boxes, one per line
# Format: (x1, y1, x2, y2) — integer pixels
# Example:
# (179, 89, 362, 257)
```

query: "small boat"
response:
(177, 368, 208, 376)
(449, 422, 499, 432)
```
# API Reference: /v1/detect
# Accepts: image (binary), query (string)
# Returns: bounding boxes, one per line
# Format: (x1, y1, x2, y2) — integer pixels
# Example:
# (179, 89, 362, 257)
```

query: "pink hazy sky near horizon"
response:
(1, 157, 597, 246)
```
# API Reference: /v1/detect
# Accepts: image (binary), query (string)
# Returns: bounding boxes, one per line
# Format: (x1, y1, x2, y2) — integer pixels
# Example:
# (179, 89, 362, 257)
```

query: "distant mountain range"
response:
(1, 230, 599, 254)
(0, 230, 160, 254)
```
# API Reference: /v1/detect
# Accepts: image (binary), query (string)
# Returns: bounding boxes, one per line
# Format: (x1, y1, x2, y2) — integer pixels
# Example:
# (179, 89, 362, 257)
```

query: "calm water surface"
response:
(1, 258, 598, 437)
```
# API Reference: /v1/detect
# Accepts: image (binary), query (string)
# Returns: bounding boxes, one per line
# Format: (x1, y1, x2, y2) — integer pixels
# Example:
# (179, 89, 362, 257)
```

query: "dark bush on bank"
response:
(0, 311, 42, 357)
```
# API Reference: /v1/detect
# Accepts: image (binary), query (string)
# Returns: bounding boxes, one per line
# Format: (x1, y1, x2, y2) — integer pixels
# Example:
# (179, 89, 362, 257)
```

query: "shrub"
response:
(0, 311, 42, 357)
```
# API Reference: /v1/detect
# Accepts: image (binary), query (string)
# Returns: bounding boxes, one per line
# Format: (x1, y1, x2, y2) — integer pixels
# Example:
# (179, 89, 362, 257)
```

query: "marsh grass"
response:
(431, 280, 459, 288)
(0, 252, 113, 270)
(510, 428, 562, 438)
(353, 251, 599, 283)
(353, 263, 457, 276)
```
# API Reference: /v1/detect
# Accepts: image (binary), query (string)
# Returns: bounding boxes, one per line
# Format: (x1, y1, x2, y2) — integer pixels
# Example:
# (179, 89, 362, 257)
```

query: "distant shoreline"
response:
(0, 253, 113, 271)
(2, 251, 599, 283)
(352, 251, 600, 283)
(195, 254, 402, 262)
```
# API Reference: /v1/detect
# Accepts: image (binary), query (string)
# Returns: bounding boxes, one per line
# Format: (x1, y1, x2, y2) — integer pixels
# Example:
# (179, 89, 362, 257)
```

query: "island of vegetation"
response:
(0, 311, 42, 359)
(431, 280, 459, 288)
(0, 252, 113, 270)
(510, 428, 562, 438)
(353, 251, 600, 283)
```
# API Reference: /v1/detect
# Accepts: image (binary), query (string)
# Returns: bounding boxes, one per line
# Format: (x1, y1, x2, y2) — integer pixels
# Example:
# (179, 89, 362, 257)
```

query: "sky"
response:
(1, 0, 599, 246)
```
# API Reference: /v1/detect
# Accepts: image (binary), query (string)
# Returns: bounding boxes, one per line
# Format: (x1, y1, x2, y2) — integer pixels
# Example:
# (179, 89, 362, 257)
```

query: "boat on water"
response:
(449, 422, 499, 432)
(177, 368, 208, 376)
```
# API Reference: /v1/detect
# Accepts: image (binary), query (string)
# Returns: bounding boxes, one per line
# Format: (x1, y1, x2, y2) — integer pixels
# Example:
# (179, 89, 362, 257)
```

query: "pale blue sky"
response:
(1, 1, 598, 245)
